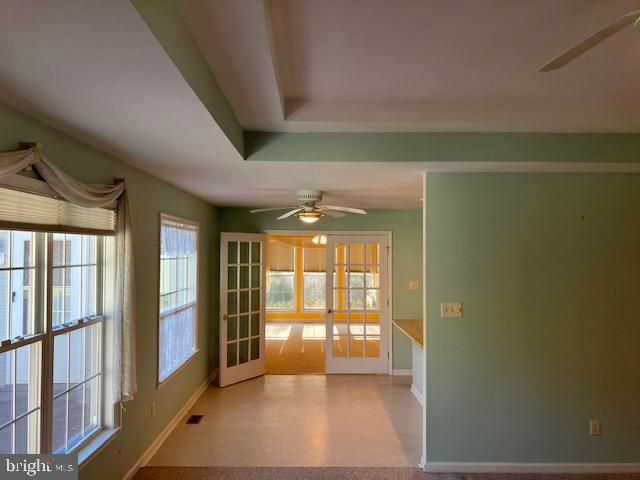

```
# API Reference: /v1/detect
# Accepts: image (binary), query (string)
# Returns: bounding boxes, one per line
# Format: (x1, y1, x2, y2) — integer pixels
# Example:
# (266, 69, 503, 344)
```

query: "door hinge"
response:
(387, 352, 390, 359)
(387, 299, 389, 307)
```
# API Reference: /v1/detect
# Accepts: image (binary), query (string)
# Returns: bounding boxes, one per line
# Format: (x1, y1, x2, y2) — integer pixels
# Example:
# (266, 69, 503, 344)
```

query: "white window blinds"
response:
(303, 247, 326, 273)
(0, 186, 116, 234)
(267, 241, 295, 272)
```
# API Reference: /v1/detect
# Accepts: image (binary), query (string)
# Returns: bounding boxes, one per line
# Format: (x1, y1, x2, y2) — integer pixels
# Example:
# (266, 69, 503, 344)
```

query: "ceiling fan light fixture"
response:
(297, 211, 322, 224)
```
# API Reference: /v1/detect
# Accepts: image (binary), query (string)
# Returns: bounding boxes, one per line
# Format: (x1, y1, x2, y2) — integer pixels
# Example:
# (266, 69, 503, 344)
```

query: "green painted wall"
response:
(132, 0, 244, 156)
(245, 132, 640, 164)
(0, 101, 219, 479)
(219, 208, 422, 370)
(425, 173, 640, 462)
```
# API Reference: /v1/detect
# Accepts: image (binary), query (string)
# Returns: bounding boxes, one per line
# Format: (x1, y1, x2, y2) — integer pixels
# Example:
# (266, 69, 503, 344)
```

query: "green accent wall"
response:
(132, 0, 244, 156)
(219, 208, 422, 370)
(425, 173, 640, 462)
(0, 101, 219, 480)
(245, 132, 640, 164)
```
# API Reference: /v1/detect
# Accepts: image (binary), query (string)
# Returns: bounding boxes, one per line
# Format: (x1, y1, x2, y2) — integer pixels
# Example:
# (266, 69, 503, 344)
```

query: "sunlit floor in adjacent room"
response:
(265, 323, 381, 375)
(148, 375, 422, 467)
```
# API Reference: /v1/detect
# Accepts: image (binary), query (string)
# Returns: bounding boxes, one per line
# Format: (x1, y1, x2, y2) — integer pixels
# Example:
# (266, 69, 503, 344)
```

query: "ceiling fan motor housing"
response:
(296, 190, 323, 206)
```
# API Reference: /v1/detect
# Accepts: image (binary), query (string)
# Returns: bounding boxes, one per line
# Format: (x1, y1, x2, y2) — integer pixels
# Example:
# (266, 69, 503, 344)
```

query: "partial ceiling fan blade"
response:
(539, 10, 640, 72)
(321, 205, 367, 215)
(322, 209, 346, 218)
(276, 207, 303, 220)
(250, 207, 298, 214)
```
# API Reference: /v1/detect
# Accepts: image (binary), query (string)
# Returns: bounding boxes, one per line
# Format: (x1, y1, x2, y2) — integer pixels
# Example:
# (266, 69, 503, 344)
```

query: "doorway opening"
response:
(264, 232, 388, 375)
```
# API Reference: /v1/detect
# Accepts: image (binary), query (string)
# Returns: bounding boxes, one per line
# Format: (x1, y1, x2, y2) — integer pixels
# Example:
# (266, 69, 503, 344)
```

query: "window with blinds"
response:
(266, 240, 295, 311)
(303, 247, 326, 310)
(0, 186, 116, 235)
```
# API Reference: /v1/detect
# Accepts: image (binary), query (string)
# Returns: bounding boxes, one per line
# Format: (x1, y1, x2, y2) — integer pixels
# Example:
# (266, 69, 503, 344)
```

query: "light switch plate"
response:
(409, 280, 419, 290)
(441, 302, 462, 318)
(590, 420, 601, 436)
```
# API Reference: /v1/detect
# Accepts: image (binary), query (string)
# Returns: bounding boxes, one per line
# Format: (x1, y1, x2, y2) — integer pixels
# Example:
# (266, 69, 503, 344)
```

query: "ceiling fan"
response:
(249, 190, 367, 224)
(539, 9, 640, 71)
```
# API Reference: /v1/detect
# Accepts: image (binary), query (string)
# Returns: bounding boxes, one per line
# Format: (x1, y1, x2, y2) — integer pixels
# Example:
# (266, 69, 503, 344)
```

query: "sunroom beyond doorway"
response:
(264, 233, 383, 375)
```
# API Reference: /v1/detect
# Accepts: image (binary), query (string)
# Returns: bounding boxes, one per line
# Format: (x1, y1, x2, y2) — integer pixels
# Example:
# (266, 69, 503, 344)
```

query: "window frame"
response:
(157, 213, 199, 388)
(302, 272, 326, 311)
(0, 230, 108, 457)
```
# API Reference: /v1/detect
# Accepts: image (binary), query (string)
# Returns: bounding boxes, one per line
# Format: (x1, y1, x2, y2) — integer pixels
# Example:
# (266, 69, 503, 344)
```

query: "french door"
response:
(325, 234, 389, 374)
(219, 233, 266, 387)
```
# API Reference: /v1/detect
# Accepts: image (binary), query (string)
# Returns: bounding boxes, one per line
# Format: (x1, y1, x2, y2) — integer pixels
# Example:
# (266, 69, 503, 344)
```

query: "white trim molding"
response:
(410, 384, 424, 406)
(122, 370, 217, 480)
(392, 369, 412, 376)
(423, 462, 640, 474)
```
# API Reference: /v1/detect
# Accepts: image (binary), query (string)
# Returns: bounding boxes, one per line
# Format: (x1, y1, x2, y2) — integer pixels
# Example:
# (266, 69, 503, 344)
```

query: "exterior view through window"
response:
(158, 215, 198, 383)
(0, 231, 103, 454)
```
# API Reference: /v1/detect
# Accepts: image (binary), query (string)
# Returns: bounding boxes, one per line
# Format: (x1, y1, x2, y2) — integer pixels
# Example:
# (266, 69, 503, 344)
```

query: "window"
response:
(303, 247, 325, 310)
(0, 231, 104, 455)
(266, 241, 295, 310)
(158, 215, 198, 383)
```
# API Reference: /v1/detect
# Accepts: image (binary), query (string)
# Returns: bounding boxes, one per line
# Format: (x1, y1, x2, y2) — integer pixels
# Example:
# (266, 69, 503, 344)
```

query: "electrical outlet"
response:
(440, 302, 462, 318)
(590, 420, 601, 436)
(409, 280, 419, 290)
(151, 402, 156, 418)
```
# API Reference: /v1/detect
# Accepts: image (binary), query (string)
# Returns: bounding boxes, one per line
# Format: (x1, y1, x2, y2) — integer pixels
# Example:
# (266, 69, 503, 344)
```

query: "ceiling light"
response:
(312, 234, 327, 245)
(297, 211, 322, 224)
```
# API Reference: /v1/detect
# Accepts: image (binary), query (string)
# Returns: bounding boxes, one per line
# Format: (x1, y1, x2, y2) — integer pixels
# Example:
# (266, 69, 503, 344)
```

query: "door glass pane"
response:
(227, 316, 237, 341)
(239, 315, 249, 339)
(332, 335, 347, 357)
(250, 266, 260, 288)
(349, 243, 365, 265)
(227, 242, 237, 264)
(239, 242, 249, 264)
(349, 289, 365, 309)
(365, 243, 379, 265)
(251, 313, 260, 337)
(227, 342, 237, 368)
(227, 266, 237, 290)
(251, 289, 260, 311)
(365, 323, 381, 358)
(250, 338, 260, 360)
(239, 290, 249, 314)
(238, 339, 249, 364)
(227, 292, 237, 315)
(239, 266, 249, 289)
(366, 289, 379, 310)
(349, 335, 364, 358)
(251, 242, 261, 263)
(349, 272, 364, 288)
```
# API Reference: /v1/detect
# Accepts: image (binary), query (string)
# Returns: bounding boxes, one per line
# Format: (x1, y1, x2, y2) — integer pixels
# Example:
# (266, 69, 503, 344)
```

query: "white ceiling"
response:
(180, 0, 640, 132)
(0, 0, 426, 208)
(2, 1, 640, 212)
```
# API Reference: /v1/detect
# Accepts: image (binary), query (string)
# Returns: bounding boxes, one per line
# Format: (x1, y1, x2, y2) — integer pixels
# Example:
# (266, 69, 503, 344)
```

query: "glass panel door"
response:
(325, 235, 389, 374)
(219, 233, 266, 387)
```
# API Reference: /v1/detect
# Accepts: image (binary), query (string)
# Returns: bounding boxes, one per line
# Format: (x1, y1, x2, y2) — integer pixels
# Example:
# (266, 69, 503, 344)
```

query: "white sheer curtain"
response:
(0, 145, 137, 402)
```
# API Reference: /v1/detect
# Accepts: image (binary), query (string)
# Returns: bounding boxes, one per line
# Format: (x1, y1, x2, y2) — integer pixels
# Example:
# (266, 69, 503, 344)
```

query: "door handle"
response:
(327, 309, 332, 314)
(223, 314, 228, 321)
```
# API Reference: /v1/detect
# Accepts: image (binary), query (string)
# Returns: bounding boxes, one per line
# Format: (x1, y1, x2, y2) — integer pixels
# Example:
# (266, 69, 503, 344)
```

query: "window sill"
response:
(78, 427, 121, 470)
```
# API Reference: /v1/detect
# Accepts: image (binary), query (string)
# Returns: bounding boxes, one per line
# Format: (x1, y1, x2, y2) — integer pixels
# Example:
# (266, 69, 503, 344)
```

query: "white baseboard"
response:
(122, 369, 217, 480)
(392, 368, 412, 376)
(410, 384, 424, 406)
(423, 462, 640, 473)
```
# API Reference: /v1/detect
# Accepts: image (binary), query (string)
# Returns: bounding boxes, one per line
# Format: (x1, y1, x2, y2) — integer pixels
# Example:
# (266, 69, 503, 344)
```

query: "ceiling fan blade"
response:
(250, 207, 298, 214)
(321, 205, 367, 215)
(539, 10, 640, 72)
(322, 209, 346, 218)
(276, 207, 303, 220)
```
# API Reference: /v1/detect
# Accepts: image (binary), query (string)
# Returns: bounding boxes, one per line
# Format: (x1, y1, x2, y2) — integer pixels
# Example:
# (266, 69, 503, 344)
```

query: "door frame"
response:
(263, 229, 393, 375)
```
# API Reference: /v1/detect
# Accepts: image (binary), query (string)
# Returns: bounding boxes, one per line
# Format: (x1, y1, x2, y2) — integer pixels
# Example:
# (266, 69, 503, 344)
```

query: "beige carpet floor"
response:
(133, 467, 640, 480)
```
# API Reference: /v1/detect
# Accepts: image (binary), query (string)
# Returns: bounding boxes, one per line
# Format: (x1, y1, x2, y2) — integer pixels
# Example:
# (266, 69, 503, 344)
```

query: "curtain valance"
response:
(0, 144, 137, 403)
